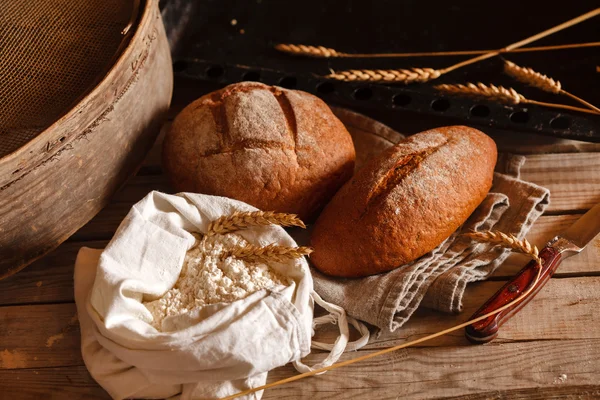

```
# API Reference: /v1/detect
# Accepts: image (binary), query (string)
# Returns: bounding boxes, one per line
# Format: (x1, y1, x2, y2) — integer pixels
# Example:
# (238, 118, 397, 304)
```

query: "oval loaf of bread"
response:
(310, 126, 497, 278)
(162, 82, 355, 221)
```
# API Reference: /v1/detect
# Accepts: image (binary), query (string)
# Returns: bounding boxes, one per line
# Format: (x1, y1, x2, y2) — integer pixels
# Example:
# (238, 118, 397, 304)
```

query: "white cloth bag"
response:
(74, 191, 368, 400)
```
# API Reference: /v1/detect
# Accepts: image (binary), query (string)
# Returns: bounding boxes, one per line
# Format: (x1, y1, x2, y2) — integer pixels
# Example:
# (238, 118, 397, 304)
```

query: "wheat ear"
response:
(464, 231, 541, 264)
(503, 60, 561, 93)
(223, 243, 313, 264)
(206, 211, 306, 236)
(276, 41, 600, 58)
(275, 44, 346, 57)
(504, 60, 600, 112)
(434, 82, 600, 115)
(435, 82, 524, 104)
(322, 9, 600, 84)
(325, 68, 441, 83)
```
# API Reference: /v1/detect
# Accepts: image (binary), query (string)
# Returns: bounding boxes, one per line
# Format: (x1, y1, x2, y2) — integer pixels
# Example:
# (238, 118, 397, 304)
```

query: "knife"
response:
(465, 202, 600, 344)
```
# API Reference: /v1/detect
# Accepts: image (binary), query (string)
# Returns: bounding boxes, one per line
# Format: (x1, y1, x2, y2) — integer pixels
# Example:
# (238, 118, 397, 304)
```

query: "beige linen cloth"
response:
(308, 109, 550, 334)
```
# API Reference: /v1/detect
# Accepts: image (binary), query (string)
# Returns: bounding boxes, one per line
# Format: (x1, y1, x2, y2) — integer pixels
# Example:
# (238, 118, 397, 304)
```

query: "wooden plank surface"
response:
(519, 153, 600, 213)
(0, 303, 81, 369)
(1, 278, 598, 398)
(1, 278, 597, 366)
(264, 339, 600, 399)
(1, 363, 599, 400)
(440, 386, 600, 400)
(0, 366, 109, 400)
(0, 240, 108, 307)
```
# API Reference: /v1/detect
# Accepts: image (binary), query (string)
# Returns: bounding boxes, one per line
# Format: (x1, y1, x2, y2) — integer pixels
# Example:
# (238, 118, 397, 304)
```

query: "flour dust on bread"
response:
(310, 126, 498, 278)
(162, 82, 356, 221)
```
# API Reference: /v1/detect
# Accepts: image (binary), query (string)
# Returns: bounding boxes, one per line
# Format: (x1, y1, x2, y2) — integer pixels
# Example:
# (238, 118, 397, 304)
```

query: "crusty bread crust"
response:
(163, 82, 356, 220)
(310, 126, 497, 278)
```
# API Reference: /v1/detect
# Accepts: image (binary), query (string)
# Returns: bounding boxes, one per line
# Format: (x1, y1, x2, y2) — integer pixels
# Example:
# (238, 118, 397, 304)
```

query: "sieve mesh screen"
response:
(0, 0, 135, 157)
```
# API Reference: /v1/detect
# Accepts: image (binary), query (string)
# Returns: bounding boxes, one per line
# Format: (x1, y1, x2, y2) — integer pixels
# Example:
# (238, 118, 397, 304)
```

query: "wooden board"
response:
(0, 367, 109, 400)
(520, 153, 600, 213)
(0, 240, 108, 306)
(265, 338, 600, 399)
(0, 304, 81, 369)
(2, 364, 599, 400)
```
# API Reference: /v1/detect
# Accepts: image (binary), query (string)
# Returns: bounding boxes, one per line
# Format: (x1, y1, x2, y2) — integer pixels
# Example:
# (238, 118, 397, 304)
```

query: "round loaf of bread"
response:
(310, 126, 497, 278)
(162, 82, 356, 220)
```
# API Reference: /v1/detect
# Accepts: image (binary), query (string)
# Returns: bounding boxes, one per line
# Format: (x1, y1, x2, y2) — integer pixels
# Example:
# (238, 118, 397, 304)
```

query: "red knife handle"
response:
(465, 246, 563, 344)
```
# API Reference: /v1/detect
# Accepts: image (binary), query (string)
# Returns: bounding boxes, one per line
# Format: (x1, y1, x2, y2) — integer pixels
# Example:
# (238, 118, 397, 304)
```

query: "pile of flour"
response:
(143, 233, 290, 331)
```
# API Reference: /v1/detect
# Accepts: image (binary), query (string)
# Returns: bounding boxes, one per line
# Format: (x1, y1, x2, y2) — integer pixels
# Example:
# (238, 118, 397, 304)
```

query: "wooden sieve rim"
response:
(0, 0, 162, 187)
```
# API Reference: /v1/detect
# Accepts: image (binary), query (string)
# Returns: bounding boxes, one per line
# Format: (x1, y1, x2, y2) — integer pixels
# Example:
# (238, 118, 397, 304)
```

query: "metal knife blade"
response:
(558, 202, 600, 251)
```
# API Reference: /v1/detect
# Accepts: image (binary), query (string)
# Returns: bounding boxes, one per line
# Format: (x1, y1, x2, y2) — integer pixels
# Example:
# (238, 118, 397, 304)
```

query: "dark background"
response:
(161, 0, 600, 140)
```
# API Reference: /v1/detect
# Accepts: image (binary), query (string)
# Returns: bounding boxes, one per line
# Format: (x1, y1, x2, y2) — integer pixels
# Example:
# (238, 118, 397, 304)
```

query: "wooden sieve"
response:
(0, 0, 173, 279)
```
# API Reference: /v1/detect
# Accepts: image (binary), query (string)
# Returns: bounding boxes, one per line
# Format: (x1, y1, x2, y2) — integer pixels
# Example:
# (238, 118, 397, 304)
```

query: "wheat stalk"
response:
(223, 243, 313, 264)
(321, 9, 600, 84)
(276, 41, 600, 58)
(434, 82, 600, 114)
(504, 60, 600, 112)
(206, 211, 306, 236)
(464, 231, 541, 264)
